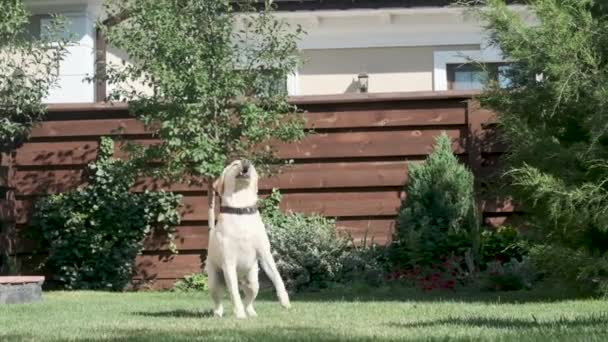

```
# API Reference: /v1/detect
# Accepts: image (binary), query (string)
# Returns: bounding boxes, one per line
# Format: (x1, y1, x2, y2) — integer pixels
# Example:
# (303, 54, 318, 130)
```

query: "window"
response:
(433, 48, 508, 91)
(446, 62, 511, 90)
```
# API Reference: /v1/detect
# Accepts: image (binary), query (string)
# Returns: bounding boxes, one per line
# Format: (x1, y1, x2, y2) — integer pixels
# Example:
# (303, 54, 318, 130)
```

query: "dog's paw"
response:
(213, 306, 224, 318)
(246, 306, 258, 317)
(279, 293, 291, 309)
(234, 309, 248, 320)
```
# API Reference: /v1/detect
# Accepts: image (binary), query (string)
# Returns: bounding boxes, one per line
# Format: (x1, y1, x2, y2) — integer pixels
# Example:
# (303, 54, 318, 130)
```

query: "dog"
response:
(205, 159, 290, 319)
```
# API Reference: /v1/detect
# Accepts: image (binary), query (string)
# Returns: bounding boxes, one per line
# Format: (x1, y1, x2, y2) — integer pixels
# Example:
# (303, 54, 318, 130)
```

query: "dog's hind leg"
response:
(240, 264, 259, 317)
(259, 250, 290, 309)
(206, 262, 224, 318)
(222, 262, 247, 319)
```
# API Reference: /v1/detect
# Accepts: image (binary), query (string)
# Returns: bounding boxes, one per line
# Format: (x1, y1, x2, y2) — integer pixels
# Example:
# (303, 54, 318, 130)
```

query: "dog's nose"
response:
(241, 159, 251, 173)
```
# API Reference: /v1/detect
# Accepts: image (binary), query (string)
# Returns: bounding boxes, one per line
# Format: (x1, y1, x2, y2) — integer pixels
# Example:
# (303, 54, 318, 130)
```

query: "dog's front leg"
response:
(222, 263, 247, 319)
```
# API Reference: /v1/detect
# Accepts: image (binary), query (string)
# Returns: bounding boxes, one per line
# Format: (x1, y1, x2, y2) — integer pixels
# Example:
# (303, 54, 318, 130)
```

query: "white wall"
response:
(22, 2, 527, 102)
(25, 0, 102, 103)
(299, 45, 480, 95)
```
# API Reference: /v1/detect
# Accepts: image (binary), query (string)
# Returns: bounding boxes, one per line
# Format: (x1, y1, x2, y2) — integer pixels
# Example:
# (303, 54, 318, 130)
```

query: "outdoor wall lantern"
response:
(358, 73, 369, 93)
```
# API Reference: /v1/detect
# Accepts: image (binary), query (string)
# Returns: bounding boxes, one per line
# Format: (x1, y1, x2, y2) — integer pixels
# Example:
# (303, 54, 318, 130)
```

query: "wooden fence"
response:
(0, 91, 510, 289)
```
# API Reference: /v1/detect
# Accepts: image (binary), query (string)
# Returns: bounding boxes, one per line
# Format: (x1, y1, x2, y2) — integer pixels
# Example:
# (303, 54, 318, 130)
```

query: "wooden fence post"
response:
(0, 152, 16, 275)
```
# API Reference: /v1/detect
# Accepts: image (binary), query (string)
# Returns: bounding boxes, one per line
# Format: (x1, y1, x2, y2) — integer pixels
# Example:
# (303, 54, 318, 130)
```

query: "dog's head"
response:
(213, 159, 258, 197)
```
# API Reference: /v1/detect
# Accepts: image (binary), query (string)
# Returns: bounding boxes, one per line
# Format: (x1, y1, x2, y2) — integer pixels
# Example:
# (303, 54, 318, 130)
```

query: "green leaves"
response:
(0, 1, 70, 152)
(392, 133, 479, 268)
(31, 137, 182, 290)
(98, 0, 306, 182)
(473, 0, 608, 252)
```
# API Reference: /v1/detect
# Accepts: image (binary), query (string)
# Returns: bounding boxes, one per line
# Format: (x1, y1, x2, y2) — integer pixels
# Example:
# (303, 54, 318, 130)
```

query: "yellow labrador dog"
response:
(205, 159, 290, 319)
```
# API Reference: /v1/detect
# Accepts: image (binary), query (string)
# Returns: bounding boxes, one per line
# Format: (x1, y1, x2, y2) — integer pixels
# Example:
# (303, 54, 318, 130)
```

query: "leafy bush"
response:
(259, 189, 386, 292)
(173, 273, 208, 292)
(31, 137, 181, 290)
(259, 189, 349, 292)
(481, 257, 537, 292)
(529, 244, 608, 296)
(472, 0, 608, 295)
(480, 226, 528, 266)
(391, 133, 479, 268)
(338, 236, 389, 287)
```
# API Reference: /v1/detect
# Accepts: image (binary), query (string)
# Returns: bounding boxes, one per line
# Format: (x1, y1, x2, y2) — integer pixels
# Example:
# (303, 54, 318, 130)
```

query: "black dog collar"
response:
(219, 206, 258, 215)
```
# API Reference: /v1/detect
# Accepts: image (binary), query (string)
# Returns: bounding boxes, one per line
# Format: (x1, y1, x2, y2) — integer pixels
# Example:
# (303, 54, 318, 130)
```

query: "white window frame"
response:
(433, 47, 506, 91)
(287, 69, 299, 96)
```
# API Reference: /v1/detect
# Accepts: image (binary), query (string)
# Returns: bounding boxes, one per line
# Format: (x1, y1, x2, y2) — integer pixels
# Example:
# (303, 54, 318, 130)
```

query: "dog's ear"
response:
(213, 173, 224, 195)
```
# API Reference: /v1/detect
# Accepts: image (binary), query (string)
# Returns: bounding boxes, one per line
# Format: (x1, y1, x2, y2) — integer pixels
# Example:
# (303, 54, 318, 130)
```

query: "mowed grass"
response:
(1, 288, 608, 342)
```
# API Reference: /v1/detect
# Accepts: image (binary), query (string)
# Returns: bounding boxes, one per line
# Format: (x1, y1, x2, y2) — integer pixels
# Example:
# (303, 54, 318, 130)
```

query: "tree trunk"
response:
(207, 180, 216, 230)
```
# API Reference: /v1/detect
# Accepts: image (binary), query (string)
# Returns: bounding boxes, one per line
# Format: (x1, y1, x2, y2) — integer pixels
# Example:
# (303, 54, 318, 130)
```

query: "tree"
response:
(0, 0, 69, 153)
(470, 0, 608, 291)
(391, 133, 479, 269)
(99, 0, 306, 228)
(0, 0, 69, 274)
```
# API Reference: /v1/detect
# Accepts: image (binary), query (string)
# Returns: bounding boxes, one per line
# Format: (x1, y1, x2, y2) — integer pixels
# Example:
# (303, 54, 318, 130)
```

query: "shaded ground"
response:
(1, 289, 607, 341)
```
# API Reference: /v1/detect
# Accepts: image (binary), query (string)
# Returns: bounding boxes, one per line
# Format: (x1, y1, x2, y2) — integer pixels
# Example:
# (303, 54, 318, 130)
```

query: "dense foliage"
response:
(259, 189, 384, 292)
(472, 0, 608, 295)
(480, 226, 527, 266)
(391, 133, 479, 269)
(0, 0, 68, 152)
(173, 273, 209, 292)
(98, 0, 306, 189)
(259, 190, 349, 292)
(32, 137, 181, 290)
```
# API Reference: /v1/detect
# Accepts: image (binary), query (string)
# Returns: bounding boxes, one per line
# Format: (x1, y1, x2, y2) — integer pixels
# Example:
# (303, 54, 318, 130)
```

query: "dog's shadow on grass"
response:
(134, 309, 215, 319)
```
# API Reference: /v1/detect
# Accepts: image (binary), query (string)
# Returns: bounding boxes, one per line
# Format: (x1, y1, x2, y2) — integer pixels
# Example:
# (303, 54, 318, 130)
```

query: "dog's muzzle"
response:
(238, 159, 252, 178)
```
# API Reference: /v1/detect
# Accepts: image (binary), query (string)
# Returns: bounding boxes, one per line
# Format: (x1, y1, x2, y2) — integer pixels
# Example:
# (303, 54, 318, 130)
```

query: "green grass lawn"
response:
(1, 288, 608, 342)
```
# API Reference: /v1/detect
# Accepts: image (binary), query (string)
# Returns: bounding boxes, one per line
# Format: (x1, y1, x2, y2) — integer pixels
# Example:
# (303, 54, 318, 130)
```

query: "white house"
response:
(23, 0, 525, 103)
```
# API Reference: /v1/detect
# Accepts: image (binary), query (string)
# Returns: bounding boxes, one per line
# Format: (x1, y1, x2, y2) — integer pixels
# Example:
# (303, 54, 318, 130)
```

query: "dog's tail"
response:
(259, 250, 290, 309)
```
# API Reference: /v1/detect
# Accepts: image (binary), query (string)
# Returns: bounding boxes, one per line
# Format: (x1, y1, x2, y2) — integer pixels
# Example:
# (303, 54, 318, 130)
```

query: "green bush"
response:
(31, 137, 181, 290)
(480, 226, 528, 266)
(259, 189, 349, 292)
(173, 273, 208, 292)
(391, 133, 479, 268)
(472, 0, 608, 295)
(480, 257, 537, 292)
(529, 244, 608, 297)
(259, 189, 385, 292)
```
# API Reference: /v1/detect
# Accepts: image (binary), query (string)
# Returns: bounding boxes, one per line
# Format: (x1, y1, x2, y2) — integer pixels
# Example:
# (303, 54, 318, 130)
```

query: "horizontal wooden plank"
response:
(482, 198, 515, 213)
(134, 253, 203, 281)
(276, 129, 464, 159)
(15, 128, 462, 166)
(306, 106, 465, 129)
(13, 225, 210, 254)
(13, 161, 411, 195)
(15, 191, 402, 224)
(144, 226, 208, 252)
(30, 107, 465, 139)
(178, 191, 402, 222)
(29, 118, 146, 138)
(336, 219, 394, 245)
(15, 141, 101, 166)
(13, 217, 394, 256)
